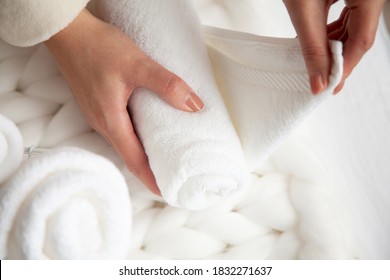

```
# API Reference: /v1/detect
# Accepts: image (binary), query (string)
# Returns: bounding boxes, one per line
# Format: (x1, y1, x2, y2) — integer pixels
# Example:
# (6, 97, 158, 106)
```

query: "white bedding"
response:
(0, 0, 389, 259)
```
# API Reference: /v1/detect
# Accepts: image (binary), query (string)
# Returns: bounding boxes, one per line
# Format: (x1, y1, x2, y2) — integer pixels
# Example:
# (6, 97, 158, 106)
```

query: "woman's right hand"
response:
(284, 0, 385, 94)
(45, 9, 204, 195)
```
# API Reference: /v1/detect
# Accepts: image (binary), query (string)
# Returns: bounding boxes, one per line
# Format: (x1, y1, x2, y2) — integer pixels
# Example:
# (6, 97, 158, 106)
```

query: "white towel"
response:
(203, 27, 343, 168)
(95, 0, 343, 209)
(95, 0, 248, 210)
(0, 114, 23, 184)
(0, 148, 132, 259)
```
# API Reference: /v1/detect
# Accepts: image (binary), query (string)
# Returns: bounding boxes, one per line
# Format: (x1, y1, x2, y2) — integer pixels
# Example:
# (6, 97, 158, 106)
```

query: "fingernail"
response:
(333, 81, 344, 95)
(152, 188, 162, 197)
(186, 92, 204, 112)
(310, 74, 325, 95)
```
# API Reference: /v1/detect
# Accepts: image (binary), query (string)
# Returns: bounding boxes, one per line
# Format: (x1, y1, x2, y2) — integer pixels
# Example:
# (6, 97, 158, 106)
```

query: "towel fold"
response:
(203, 27, 343, 169)
(0, 148, 132, 259)
(95, 0, 248, 210)
(0, 114, 23, 184)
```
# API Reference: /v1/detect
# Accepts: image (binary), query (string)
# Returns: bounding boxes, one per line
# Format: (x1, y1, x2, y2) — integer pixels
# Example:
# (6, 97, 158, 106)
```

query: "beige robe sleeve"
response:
(0, 0, 90, 47)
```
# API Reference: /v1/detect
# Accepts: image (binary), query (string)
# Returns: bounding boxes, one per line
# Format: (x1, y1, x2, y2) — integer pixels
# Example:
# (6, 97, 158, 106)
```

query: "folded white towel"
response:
(95, 0, 248, 210)
(0, 114, 23, 184)
(0, 148, 132, 259)
(203, 27, 343, 169)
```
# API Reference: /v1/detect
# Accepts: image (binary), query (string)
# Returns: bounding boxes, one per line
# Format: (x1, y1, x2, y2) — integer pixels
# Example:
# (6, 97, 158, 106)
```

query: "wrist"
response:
(44, 9, 101, 55)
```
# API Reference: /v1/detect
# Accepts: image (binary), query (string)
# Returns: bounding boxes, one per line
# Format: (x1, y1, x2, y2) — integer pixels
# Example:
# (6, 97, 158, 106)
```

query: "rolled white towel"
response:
(0, 114, 23, 184)
(0, 148, 132, 259)
(95, 0, 248, 210)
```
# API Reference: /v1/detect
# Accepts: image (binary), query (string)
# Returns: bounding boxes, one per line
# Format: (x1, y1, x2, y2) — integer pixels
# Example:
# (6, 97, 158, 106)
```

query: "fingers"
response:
(327, 7, 350, 39)
(100, 105, 161, 196)
(341, 1, 384, 83)
(135, 57, 204, 112)
(327, 1, 385, 93)
(105, 41, 203, 195)
(284, 0, 330, 94)
(117, 55, 205, 194)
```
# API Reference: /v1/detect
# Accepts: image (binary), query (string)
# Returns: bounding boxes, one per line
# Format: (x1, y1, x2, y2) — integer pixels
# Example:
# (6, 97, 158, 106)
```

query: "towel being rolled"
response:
(95, 0, 248, 210)
(0, 114, 23, 184)
(203, 27, 343, 169)
(0, 148, 132, 259)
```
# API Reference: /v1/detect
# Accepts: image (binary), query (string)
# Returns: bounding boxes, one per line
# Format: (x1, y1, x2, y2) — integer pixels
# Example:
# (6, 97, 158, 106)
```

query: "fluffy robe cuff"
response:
(0, 0, 90, 47)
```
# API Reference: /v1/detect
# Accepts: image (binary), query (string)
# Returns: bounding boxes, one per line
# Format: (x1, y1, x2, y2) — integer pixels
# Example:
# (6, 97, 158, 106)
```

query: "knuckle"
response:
(162, 74, 181, 97)
(356, 35, 375, 52)
(302, 46, 328, 59)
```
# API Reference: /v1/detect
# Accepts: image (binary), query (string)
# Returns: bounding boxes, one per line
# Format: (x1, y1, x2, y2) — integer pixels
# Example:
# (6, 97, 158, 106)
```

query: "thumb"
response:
(284, 0, 331, 94)
(136, 57, 204, 112)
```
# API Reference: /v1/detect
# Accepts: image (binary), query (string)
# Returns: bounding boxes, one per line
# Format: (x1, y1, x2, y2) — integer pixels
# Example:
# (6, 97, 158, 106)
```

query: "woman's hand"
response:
(283, 0, 385, 94)
(45, 9, 204, 195)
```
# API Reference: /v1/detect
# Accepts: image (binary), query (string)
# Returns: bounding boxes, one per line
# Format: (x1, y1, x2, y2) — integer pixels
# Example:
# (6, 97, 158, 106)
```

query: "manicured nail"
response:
(310, 74, 325, 95)
(333, 81, 344, 95)
(186, 92, 204, 112)
(152, 187, 162, 197)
